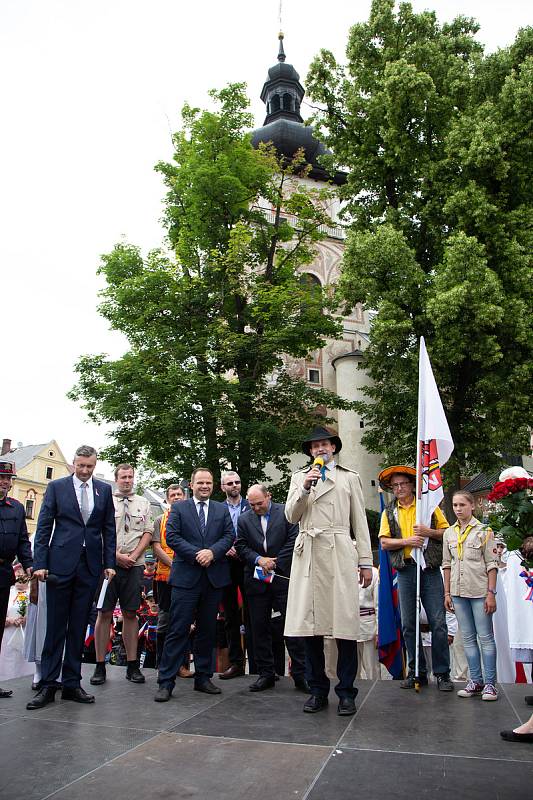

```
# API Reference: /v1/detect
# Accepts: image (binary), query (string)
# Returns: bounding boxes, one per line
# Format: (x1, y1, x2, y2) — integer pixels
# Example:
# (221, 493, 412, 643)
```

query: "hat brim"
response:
(378, 465, 416, 491)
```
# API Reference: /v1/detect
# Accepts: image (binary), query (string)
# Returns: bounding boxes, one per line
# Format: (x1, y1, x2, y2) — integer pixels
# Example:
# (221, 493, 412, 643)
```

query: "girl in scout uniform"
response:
(442, 491, 499, 701)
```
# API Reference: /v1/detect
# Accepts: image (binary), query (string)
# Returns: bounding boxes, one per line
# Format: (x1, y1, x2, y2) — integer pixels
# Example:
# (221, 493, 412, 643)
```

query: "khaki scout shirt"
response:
(442, 517, 498, 598)
(113, 493, 154, 567)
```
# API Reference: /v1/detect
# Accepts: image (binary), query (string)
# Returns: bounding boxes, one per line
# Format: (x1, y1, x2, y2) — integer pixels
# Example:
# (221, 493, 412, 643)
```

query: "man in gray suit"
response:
(235, 485, 308, 692)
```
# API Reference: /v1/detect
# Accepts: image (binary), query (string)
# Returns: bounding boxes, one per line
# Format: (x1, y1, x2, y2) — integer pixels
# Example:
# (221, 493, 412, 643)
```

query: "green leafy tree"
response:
(306, 0, 533, 486)
(70, 85, 349, 493)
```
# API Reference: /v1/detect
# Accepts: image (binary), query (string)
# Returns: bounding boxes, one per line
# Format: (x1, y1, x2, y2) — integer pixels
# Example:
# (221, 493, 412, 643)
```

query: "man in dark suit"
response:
(27, 445, 116, 710)
(154, 467, 234, 702)
(0, 460, 33, 698)
(235, 484, 308, 692)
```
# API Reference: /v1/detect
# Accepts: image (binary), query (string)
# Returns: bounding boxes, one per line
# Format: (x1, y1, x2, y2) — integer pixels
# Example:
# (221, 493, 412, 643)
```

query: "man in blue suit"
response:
(27, 445, 116, 710)
(154, 467, 234, 702)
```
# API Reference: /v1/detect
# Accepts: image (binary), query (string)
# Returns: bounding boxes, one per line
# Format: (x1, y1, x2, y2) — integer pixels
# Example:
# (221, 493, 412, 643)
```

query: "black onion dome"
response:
(251, 33, 345, 186)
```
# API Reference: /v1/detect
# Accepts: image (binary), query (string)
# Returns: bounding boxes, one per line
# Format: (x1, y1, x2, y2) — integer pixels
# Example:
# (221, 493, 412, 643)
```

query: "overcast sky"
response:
(1, 0, 530, 477)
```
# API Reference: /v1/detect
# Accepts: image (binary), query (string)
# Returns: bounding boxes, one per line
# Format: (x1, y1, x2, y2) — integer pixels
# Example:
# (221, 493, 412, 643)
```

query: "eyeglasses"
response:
(224, 481, 241, 486)
(391, 481, 412, 489)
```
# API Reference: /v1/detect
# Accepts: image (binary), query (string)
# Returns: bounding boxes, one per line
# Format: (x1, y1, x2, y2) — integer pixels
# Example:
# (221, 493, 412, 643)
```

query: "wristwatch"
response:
(487, 588, 497, 595)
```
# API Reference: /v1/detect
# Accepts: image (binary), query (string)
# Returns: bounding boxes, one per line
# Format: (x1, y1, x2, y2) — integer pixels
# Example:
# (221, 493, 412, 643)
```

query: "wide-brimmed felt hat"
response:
(302, 426, 342, 457)
(378, 465, 416, 492)
(0, 461, 16, 478)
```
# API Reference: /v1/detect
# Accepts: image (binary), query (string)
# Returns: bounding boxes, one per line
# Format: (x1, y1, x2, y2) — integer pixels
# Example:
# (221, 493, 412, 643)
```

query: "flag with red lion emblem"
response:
(416, 337, 454, 529)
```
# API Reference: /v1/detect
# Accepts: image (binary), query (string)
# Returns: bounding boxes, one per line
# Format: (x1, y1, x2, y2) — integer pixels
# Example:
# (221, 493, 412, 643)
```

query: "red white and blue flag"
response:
(378, 495, 404, 678)
(253, 566, 275, 583)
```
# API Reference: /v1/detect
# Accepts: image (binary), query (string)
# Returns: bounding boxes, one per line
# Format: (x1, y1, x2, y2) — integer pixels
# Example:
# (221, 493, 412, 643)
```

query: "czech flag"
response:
(253, 566, 275, 583)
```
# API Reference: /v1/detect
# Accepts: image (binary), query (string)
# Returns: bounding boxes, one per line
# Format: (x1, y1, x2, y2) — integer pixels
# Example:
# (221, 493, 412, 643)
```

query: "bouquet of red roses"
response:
(488, 475, 533, 568)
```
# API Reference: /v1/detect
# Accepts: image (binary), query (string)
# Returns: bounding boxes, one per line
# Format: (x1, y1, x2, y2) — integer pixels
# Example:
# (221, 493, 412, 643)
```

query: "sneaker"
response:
(457, 680, 483, 698)
(436, 673, 454, 692)
(482, 683, 498, 701)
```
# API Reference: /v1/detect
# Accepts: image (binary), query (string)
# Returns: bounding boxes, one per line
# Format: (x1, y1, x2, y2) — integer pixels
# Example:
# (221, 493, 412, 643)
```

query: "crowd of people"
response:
(0, 427, 532, 743)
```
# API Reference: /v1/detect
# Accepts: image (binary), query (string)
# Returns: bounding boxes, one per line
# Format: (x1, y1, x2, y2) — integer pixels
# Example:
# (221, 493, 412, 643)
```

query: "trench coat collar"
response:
(311, 462, 336, 500)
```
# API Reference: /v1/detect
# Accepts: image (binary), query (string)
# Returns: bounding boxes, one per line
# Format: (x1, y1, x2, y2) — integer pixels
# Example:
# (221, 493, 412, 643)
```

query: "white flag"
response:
(416, 337, 454, 528)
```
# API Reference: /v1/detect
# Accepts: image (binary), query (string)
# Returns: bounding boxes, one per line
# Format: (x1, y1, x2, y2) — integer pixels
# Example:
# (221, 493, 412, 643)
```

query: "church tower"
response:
(251, 35, 382, 511)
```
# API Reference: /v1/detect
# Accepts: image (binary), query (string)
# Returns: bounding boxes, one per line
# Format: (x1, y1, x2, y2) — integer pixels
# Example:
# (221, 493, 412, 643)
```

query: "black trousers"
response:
(221, 558, 247, 667)
(41, 552, 99, 688)
(247, 587, 306, 679)
(0, 586, 10, 651)
(158, 572, 222, 690)
(305, 636, 358, 700)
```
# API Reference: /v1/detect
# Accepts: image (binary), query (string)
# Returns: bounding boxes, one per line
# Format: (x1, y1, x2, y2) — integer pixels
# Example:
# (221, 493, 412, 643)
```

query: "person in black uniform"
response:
(0, 461, 33, 697)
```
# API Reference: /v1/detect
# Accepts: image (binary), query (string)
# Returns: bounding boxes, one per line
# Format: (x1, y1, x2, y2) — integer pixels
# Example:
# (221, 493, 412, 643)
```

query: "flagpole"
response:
(414, 338, 424, 692)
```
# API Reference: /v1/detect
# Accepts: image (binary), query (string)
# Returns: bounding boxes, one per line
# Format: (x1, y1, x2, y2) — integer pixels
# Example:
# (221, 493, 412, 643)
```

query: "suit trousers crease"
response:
(41, 552, 99, 688)
(247, 586, 306, 679)
(158, 571, 222, 689)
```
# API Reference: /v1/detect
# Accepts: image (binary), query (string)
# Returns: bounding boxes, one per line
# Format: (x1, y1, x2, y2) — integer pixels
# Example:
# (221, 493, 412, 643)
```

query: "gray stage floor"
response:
(0, 665, 532, 799)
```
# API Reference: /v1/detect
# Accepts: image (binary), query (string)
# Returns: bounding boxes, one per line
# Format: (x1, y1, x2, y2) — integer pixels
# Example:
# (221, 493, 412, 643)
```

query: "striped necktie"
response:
(198, 502, 206, 535)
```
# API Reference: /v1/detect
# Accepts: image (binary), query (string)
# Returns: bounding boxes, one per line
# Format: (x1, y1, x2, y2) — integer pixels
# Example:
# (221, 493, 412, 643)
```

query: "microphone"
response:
(45, 574, 59, 585)
(310, 456, 325, 487)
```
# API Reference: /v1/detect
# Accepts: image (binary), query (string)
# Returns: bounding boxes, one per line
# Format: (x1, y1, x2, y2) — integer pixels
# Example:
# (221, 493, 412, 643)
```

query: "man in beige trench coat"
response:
(284, 426, 373, 716)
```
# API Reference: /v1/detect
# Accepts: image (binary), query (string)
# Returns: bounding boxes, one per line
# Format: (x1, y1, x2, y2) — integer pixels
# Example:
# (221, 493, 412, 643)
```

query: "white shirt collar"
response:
(193, 497, 210, 508)
(73, 474, 93, 490)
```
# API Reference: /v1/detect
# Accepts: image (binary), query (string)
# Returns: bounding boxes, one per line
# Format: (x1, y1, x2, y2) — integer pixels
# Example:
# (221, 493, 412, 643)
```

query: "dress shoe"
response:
(194, 679, 222, 695)
(26, 687, 56, 710)
(218, 664, 245, 680)
(178, 665, 194, 679)
(303, 695, 328, 713)
(0, 688, 13, 698)
(249, 675, 276, 692)
(126, 666, 145, 684)
(293, 676, 310, 693)
(154, 686, 172, 703)
(90, 663, 106, 685)
(500, 729, 533, 743)
(337, 697, 356, 716)
(61, 686, 95, 704)
(525, 696, 533, 706)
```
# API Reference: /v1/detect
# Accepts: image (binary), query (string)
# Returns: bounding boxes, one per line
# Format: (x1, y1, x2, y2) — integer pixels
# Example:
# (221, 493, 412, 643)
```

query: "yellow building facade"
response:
(2, 439, 72, 537)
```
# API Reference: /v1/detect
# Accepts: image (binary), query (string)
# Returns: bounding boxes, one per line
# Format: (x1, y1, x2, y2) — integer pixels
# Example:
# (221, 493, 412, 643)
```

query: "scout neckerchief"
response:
(455, 521, 475, 560)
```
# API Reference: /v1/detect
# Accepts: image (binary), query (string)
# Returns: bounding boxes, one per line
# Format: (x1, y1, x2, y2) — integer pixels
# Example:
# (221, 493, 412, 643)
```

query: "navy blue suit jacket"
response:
(0, 497, 33, 587)
(166, 498, 234, 589)
(33, 476, 116, 577)
(235, 502, 298, 595)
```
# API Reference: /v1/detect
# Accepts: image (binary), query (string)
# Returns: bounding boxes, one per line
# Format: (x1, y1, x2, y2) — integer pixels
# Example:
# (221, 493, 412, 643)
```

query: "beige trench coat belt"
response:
(294, 527, 352, 577)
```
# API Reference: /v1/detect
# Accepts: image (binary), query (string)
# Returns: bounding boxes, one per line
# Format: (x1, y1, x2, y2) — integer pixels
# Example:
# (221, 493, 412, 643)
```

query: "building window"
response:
(360, 420, 365, 428)
(308, 368, 321, 384)
(25, 499, 35, 519)
(371, 480, 376, 487)
(46, 466, 53, 480)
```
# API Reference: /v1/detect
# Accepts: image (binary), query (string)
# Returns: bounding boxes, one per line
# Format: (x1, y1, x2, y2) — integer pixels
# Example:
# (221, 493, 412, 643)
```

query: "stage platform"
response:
(0, 665, 531, 799)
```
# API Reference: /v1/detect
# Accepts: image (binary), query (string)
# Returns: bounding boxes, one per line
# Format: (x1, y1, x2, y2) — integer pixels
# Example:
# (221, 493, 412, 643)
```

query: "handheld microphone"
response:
(45, 574, 59, 585)
(311, 456, 325, 487)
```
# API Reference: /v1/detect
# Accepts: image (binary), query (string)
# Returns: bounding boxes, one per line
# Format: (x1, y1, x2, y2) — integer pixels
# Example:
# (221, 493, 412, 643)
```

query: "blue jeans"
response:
(452, 596, 497, 685)
(397, 564, 450, 677)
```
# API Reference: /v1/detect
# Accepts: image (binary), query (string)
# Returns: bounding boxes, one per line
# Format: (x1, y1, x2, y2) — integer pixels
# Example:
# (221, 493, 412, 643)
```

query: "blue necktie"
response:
(198, 502, 206, 535)
(321, 466, 327, 482)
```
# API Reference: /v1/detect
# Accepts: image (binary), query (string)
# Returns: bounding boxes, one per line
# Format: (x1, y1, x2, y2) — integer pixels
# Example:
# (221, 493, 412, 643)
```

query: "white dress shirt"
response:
(72, 474, 95, 518)
(193, 497, 209, 525)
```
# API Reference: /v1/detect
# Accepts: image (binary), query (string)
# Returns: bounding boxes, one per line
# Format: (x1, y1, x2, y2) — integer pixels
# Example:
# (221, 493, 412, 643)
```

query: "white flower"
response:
(499, 466, 530, 481)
